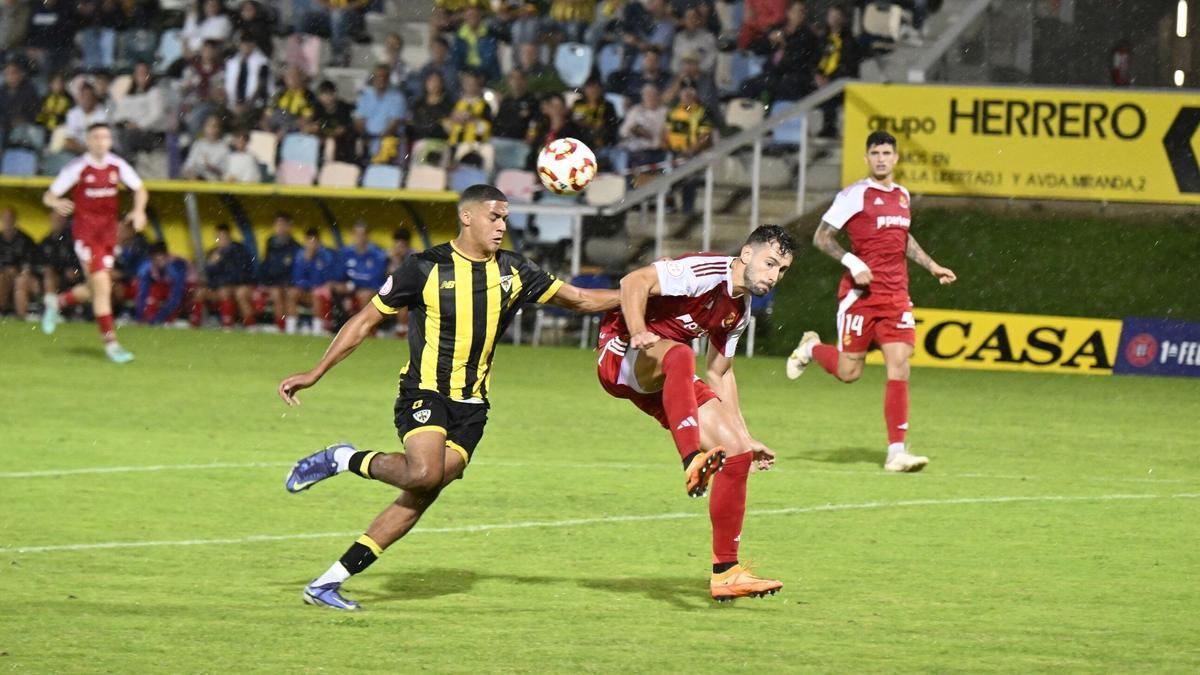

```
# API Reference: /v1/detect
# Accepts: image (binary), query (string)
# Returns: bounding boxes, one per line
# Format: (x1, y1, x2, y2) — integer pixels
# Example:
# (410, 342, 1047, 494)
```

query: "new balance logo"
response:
(676, 416, 697, 430)
(874, 197, 885, 205)
(440, 280, 456, 289)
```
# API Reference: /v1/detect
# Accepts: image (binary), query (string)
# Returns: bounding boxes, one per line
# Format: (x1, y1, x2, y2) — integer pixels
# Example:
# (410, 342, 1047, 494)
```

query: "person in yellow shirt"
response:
(37, 73, 74, 131)
(266, 66, 316, 134)
(663, 79, 714, 215)
(446, 69, 492, 148)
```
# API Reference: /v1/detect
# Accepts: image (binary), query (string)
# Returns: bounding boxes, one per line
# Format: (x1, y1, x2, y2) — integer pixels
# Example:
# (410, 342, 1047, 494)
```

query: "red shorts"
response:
(596, 334, 720, 429)
(836, 291, 915, 353)
(74, 238, 115, 274)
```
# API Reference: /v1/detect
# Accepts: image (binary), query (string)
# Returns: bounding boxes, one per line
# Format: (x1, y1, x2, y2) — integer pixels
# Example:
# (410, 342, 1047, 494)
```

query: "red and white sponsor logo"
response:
(1125, 333, 1158, 368)
(876, 215, 911, 229)
(84, 187, 118, 198)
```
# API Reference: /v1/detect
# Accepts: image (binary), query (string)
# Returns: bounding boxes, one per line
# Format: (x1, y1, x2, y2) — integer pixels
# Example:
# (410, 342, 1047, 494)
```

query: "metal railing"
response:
(906, 0, 996, 83)
(597, 80, 853, 256)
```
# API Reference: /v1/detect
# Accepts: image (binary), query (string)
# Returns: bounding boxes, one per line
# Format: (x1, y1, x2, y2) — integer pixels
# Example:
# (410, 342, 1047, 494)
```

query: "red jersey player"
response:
(785, 130, 956, 472)
(597, 225, 792, 601)
(41, 122, 148, 363)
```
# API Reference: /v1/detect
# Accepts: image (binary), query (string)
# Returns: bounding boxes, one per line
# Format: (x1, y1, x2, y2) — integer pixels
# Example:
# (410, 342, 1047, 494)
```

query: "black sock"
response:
(347, 450, 379, 479)
(339, 535, 382, 575)
(713, 561, 737, 574)
(682, 450, 699, 470)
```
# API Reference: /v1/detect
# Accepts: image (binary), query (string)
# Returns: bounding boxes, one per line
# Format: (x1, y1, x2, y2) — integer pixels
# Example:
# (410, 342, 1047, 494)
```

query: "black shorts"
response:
(394, 388, 489, 466)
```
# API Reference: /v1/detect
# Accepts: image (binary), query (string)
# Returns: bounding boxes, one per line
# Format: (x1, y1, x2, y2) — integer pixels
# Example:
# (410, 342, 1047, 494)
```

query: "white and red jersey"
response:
(822, 178, 912, 306)
(48, 153, 143, 246)
(599, 254, 751, 358)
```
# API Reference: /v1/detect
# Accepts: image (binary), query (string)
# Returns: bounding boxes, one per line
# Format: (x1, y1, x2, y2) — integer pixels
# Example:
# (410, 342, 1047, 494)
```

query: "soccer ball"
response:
(536, 138, 597, 195)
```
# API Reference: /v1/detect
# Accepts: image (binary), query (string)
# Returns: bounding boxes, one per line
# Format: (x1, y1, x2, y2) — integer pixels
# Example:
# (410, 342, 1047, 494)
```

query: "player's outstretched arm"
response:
(705, 350, 774, 471)
(618, 265, 663, 349)
(545, 284, 620, 313)
(277, 302, 387, 406)
(41, 190, 74, 217)
(906, 233, 957, 285)
(814, 221, 872, 286)
(125, 186, 149, 232)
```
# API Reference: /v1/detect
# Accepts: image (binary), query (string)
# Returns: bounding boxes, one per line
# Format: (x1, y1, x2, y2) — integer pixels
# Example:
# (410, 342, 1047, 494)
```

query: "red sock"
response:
(709, 452, 751, 564)
(812, 343, 840, 377)
(189, 300, 204, 327)
(275, 315, 286, 331)
(59, 290, 78, 307)
(660, 345, 700, 461)
(96, 314, 115, 343)
(884, 379, 909, 445)
(219, 298, 235, 327)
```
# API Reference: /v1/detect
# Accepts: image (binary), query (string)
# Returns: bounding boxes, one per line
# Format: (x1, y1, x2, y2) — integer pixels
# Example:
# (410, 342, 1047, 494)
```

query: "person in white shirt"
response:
(618, 83, 668, 177)
(223, 130, 262, 183)
(181, 114, 231, 181)
(225, 34, 273, 115)
(112, 62, 168, 155)
(63, 84, 111, 154)
(182, 0, 234, 57)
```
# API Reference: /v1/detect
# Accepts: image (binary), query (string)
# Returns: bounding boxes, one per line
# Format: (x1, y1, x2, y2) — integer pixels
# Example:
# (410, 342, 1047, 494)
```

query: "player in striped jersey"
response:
(276, 184, 620, 610)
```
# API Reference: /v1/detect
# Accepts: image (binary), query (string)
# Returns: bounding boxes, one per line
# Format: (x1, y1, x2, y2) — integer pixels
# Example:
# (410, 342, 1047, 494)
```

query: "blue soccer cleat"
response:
(41, 299, 60, 335)
(105, 342, 135, 364)
(284, 443, 354, 493)
(303, 581, 360, 611)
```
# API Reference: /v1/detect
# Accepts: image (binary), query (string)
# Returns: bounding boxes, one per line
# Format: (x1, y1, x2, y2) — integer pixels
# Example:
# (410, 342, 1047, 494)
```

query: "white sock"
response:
(284, 316, 297, 334)
(312, 561, 351, 587)
(802, 340, 816, 360)
(887, 442, 906, 459)
(333, 446, 355, 472)
(44, 294, 58, 310)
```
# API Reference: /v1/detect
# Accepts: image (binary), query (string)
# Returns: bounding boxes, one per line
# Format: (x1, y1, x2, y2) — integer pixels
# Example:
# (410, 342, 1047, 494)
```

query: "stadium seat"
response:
(554, 43, 594, 89)
(449, 165, 489, 193)
(604, 92, 626, 119)
(728, 51, 765, 93)
(453, 142, 495, 174)
(155, 29, 183, 73)
(597, 43, 624, 82)
(361, 164, 403, 189)
(247, 131, 278, 176)
(725, 98, 767, 131)
(110, 74, 132, 102)
(410, 139, 448, 167)
(323, 67, 368, 100)
(492, 138, 529, 172)
(1, 148, 38, 176)
(276, 159, 316, 185)
(280, 133, 321, 167)
(317, 161, 362, 188)
(531, 194, 577, 243)
(769, 102, 806, 147)
(862, 2, 904, 44)
(496, 169, 538, 230)
(405, 165, 447, 191)
(41, 151, 74, 176)
(584, 174, 626, 207)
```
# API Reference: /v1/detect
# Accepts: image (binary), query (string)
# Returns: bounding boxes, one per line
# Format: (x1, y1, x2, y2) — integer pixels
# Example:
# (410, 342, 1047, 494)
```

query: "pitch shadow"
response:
(368, 567, 563, 603)
(578, 576, 717, 611)
(793, 446, 885, 465)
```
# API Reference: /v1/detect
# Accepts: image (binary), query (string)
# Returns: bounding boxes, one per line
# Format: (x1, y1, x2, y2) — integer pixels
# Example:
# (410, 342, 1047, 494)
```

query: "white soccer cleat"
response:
(884, 450, 929, 473)
(785, 331, 821, 380)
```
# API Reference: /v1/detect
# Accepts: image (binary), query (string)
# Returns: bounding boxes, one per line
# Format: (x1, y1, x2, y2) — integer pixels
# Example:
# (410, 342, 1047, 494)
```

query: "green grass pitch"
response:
(1, 321, 1198, 672)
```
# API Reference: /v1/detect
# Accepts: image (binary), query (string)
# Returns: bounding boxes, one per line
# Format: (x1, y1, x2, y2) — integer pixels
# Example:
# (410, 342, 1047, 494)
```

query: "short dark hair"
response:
(149, 241, 168, 256)
(866, 130, 897, 151)
(216, 223, 232, 233)
(86, 122, 110, 133)
(352, 219, 369, 230)
(317, 79, 337, 93)
(458, 184, 508, 207)
(393, 228, 412, 242)
(304, 227, 320, 238)
(275, 211, 293, 222)
(745, 224, 796, 257)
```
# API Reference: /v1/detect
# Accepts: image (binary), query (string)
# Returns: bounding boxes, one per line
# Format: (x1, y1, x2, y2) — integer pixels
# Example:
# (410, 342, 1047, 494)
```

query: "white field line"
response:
(0, 460, 1194, 486)
(3, 492, 1198, 555)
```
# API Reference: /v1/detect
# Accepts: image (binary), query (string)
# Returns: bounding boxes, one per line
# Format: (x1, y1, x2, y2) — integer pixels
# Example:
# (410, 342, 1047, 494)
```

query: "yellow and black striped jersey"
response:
(372, 241, 563, 401)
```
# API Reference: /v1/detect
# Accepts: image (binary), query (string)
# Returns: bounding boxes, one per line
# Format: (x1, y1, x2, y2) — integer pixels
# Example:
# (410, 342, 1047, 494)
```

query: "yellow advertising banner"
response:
(864, 308, 1124, 375)
(841, 83, 1200, 205)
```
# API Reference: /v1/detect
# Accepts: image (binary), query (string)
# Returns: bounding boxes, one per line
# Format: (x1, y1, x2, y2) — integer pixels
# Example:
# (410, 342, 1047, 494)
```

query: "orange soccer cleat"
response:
(710, 564, 783, 602)
(685, 447, 726, 498)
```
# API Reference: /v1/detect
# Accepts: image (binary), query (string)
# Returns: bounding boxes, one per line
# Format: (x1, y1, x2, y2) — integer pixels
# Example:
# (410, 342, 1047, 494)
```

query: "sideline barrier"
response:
(865, 308, 1123, 375)
(842, 83, 1200, 205)
(1114, 318, 1200, 378)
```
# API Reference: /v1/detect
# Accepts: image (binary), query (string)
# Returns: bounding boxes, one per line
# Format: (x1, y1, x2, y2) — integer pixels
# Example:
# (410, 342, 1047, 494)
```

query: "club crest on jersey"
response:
(899, 194, 909, 209)
(722, 312, 738, 328)
(666, 260, 685, 277)
(499, 274, 514, 292)
(413, 409, 432, 424)
(85, 174, 95, 183)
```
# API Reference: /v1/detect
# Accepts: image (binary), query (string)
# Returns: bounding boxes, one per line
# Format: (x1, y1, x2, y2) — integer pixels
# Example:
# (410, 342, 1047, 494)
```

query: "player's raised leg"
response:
(302, 434, 465, 610)
(696, 398, 782, 601)
(632, 339, 726, 497)
(879, 341, 927, 472)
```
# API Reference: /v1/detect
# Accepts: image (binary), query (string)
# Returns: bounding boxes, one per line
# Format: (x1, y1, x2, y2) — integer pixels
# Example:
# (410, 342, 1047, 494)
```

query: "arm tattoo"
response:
(813, 221, 849, 261)
(906, 234, 936, 271)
